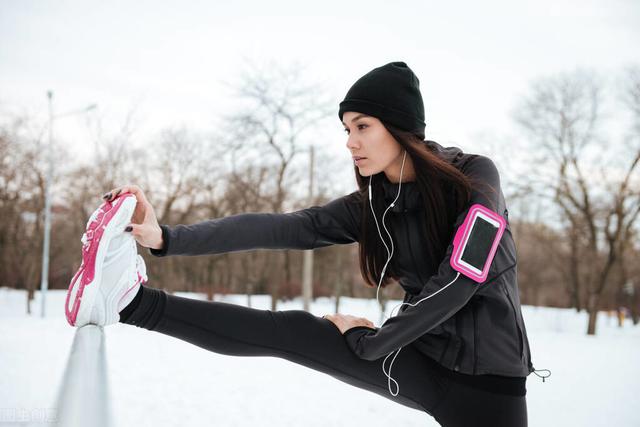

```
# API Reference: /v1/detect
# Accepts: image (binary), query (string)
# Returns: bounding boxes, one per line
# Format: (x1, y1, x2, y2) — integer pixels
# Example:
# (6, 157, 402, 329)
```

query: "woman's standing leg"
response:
(119, 285, 451, 420)
(432, 379, 528, 427)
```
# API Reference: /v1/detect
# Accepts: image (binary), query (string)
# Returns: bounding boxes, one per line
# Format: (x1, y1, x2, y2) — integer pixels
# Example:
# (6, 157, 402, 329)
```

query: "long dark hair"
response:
(354, 122, 493, 289)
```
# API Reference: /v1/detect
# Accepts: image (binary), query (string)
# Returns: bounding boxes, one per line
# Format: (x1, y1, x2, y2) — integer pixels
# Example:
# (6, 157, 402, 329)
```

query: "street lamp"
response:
(40, 91, 97, 317)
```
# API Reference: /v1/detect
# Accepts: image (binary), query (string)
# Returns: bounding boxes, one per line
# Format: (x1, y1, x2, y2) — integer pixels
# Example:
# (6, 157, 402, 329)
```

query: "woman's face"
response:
(342, 111, 414, 182)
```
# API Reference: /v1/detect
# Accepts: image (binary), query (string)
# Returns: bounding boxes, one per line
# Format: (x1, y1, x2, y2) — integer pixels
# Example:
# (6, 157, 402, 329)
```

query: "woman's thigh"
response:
(141, 289, 449, 417)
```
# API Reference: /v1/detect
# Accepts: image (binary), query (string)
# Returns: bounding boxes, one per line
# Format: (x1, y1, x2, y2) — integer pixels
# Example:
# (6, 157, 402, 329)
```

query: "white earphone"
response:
(368, 150, 461, 397)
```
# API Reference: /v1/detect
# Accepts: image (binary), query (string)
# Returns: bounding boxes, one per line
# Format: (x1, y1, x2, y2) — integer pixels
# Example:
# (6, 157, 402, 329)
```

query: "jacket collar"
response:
(380, 140, 465, 213)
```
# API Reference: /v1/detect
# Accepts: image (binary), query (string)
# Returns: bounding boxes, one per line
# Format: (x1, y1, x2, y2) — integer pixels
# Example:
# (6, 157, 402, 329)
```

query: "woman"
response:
(70, 61, 548, 426)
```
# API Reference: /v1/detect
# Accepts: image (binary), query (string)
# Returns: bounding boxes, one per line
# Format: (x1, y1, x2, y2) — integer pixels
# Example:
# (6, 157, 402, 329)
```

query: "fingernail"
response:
(115, 189, 122, 197)
(124, 226, 132, 232)
(102, 192, 111, 199)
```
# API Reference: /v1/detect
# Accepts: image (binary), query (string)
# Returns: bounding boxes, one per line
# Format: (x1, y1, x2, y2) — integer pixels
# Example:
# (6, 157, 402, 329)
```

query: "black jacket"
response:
(149, 140, 536, 378)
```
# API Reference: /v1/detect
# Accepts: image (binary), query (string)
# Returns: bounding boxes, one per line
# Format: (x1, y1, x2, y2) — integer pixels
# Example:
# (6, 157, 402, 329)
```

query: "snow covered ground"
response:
(1, 287, 638, 426)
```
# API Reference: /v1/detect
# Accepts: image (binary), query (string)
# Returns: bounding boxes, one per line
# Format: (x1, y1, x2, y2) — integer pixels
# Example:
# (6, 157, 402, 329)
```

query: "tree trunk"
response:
(333, 249, 344, 314)
(586, 293, 599, 335)
(270, 252, 283, 311)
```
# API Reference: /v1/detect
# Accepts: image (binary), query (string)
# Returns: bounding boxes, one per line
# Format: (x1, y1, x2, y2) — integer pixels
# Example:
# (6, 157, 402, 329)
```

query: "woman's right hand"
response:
(322, 313, 375, 334)
(102, 184, 164, 250)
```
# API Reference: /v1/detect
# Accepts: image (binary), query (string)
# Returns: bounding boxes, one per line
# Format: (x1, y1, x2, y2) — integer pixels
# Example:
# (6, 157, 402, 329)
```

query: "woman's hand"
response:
(322, 313, 375, 334)
(102, 184, 163, 250)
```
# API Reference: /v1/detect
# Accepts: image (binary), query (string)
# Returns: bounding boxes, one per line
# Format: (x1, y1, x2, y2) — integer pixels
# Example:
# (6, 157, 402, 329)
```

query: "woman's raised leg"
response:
(119, 285, 451, 419)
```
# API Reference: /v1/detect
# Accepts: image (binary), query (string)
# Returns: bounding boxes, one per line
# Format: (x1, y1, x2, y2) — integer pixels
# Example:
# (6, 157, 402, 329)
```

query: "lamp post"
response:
(40, 91, 96, 317)
(302, 145, 315, 312)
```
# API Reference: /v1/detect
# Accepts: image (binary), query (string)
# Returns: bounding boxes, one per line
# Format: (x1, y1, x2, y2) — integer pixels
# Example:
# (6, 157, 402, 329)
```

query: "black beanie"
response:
(338, 61, 426, 137)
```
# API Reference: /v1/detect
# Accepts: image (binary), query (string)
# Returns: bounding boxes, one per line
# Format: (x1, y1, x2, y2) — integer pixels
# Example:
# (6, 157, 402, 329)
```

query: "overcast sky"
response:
(1, 0, 638, 191)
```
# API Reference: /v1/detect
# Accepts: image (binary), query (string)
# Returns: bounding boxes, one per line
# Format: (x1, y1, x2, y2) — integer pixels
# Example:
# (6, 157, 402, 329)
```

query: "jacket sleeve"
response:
(343, 155, 504, 361)
(147, 190, 361, 257)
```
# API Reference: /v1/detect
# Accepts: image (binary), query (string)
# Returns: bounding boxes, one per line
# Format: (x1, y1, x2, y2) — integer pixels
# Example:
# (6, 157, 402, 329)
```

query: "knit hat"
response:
(338, 61, 426, 137)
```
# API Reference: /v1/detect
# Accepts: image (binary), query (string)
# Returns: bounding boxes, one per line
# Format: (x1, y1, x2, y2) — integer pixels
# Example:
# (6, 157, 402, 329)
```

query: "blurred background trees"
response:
(1, 62, 638, 335)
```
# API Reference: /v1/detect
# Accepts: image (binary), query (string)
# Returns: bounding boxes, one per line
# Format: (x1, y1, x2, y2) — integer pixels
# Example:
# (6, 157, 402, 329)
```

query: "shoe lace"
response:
(77, 199, 141, 294)
(78, 204, 132, 266)
(81, 207, 106, 251)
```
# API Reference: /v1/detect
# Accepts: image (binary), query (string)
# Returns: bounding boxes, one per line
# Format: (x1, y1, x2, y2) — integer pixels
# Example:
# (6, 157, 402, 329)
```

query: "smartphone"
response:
(450, 203, 506, 283)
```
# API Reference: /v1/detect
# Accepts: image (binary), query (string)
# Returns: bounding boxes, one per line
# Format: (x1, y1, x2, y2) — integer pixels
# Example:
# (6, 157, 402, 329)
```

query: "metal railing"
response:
(54, 325, 112, 427)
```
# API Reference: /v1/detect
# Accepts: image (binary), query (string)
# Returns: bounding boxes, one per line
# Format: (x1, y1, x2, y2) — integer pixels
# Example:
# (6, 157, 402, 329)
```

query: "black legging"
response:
(120, 286, 527, 427)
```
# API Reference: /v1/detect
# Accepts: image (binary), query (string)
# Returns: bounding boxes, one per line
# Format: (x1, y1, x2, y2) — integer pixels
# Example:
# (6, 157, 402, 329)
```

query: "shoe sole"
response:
(65, 194, 137, 326)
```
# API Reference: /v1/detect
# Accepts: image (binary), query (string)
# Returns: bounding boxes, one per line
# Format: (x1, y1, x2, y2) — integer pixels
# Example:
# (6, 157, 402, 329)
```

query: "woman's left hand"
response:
(322, 313, 375, 334)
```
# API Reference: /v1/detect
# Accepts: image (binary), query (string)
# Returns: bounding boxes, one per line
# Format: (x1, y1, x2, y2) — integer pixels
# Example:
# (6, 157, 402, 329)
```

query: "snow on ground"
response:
(1, 287, 639, 426)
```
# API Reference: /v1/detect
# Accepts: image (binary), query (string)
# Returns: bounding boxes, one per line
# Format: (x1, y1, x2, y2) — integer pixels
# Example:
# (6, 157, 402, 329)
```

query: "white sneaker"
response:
(65, 193, 148, 327)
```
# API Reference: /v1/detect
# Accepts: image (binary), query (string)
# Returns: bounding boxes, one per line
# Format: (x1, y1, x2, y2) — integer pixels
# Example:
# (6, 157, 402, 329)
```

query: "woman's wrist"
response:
(150, 225, 164, 250)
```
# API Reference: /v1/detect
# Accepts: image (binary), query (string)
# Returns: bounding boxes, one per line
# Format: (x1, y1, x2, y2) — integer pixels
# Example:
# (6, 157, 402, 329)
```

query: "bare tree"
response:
(0, 65, 365, 315)
(218, 57, 336, 310)
(513, 67, 640, 335)
(0, 112, 73, 313)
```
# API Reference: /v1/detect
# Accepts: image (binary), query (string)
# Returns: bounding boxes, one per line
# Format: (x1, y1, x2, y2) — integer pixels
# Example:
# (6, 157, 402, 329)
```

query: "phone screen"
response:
(460, 216, 499, 271)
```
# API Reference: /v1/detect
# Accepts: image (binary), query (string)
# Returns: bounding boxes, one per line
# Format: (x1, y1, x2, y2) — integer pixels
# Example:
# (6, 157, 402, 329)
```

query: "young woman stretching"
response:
(67, 61, 549, 427)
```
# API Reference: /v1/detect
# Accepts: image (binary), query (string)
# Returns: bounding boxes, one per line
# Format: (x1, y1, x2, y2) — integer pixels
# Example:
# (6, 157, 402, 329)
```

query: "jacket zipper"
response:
(404, 213, 453, 363)
(502, 284, 524, 359)
(453, 313, 464, 371)
(403, 214, 426, 284)
(503, 209, 532, 370)
(472, 301, 478, 375)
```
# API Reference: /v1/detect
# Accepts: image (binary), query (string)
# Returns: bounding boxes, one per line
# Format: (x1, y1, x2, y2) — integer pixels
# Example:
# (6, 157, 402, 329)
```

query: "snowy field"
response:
(1, 287, 639, 427)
